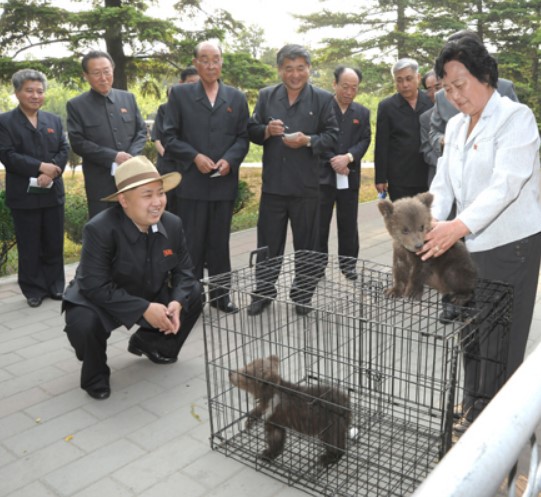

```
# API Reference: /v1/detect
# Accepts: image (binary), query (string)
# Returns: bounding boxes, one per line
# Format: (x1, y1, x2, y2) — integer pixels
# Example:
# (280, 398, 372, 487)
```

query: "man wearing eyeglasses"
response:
(162, 41, 250, 314)
(67, 51, 147, 218)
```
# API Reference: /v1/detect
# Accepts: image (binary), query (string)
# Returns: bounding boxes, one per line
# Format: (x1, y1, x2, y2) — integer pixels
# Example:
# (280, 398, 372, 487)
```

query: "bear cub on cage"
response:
(378, 192, 477, 306)
(229, 355, 351, 466)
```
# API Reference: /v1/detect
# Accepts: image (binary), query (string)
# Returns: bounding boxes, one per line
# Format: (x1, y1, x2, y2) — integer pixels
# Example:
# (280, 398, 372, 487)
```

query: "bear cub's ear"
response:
(416, 192, 434, 208)
(378, 199, 394, 218)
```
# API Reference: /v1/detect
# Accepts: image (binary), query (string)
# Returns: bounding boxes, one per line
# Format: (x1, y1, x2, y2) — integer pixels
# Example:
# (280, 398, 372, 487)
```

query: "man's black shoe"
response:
(342, 269, 358, 281)
(27, 296, 43, 308)
(128, 334, 177, 365)
(295, 304, 312, 316)
(209, 299, 239, 314)
(247, 298, 271, 316)
(85, 386, 111, 400)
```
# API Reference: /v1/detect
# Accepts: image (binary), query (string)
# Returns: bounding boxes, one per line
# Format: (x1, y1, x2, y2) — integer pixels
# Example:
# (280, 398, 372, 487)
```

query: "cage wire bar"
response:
(202, 250, 512, 497)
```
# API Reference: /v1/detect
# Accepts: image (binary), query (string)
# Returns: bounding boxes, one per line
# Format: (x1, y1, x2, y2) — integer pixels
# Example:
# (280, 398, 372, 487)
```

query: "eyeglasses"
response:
(88, 69, 113, 78)
(196, 58, 222, 68)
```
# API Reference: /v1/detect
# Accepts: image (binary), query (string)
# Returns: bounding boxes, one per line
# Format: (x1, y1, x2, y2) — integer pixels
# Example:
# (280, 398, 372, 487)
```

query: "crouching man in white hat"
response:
(63, 156, 202, 400)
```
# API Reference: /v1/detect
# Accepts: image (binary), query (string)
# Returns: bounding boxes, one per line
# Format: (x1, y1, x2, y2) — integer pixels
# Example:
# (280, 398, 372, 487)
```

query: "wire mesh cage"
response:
(202, 250, 512, 497)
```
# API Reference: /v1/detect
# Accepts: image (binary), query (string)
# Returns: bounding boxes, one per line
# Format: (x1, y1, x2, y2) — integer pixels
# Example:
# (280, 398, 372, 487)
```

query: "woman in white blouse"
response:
(420, 33, 541, 432)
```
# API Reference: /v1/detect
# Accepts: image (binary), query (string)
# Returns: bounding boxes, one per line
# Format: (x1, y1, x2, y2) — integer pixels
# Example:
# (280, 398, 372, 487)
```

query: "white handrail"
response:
(413, 342, 541, 497)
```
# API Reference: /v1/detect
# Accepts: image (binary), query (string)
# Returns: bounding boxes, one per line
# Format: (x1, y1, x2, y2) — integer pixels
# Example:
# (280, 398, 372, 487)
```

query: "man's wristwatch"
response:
(306, 136, 312, 147)
(347, 152, 354, 163)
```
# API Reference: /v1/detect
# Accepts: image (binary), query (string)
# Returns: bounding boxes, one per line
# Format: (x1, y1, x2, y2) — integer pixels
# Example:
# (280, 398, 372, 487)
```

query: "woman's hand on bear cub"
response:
(418, 219, 470, 261)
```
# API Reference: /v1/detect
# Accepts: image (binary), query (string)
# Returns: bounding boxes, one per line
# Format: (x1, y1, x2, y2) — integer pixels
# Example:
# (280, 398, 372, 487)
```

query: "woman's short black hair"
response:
(435, 35, 498, 89)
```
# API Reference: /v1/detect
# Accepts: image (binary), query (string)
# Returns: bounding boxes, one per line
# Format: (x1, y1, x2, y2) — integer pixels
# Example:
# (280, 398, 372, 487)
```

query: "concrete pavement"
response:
(1, 200, 540, 497)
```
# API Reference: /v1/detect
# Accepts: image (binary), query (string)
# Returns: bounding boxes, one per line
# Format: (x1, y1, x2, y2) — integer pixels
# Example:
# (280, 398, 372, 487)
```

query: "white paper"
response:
(111, 162, 118, 176)
(336, 173, 349, 190)
(29, 177, 53, 189)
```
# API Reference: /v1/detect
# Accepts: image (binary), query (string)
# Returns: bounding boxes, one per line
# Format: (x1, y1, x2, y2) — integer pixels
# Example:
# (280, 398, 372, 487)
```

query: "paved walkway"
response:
(1, 200, 540, 497)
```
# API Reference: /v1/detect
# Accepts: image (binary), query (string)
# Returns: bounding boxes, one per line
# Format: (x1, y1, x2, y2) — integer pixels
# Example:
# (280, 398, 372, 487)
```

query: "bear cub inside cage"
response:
(229, 355, 351, 466)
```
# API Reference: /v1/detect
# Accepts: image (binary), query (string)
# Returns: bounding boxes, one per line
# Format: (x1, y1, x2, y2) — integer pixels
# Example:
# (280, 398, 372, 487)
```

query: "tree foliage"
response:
(298, 0, 541, 117)
(0, 0, 239, 89)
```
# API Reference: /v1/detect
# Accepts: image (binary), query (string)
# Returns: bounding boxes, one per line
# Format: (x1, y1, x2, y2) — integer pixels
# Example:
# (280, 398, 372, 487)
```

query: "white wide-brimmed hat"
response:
(101, 155, 181, 202)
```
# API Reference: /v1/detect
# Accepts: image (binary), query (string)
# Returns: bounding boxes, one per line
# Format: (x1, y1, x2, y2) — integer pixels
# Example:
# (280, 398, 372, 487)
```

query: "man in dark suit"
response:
(162, 41, 250, 314)
(67, 50, 147, 218)
(63, 156, 202, 400)
(151, 66, 199, 213)
(0, 69, 69, 308)
(246, 44, 338, 316)
(375, 58, 433, 201)
(319, 66, 371, 281)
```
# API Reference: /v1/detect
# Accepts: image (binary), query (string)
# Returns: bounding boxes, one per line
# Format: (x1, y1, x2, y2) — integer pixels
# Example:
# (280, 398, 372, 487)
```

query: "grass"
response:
(1, 166, 377, 276)
(233, 166, 377, 230)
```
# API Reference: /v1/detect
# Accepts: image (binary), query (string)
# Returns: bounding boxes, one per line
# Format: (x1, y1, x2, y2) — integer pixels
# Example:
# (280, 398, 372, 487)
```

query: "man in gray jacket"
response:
(67, 51, 147, 218)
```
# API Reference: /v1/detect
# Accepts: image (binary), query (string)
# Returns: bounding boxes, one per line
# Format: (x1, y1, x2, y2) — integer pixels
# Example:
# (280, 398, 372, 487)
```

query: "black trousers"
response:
(176, 198, 234, 302)
(64, 291, 203, 390)
(11, 206, 65, 299)
(462, 231, 541, 420)
(387, 184, 427, 202)
(318, 185, 359, 271)
(253, 193, 321, 304)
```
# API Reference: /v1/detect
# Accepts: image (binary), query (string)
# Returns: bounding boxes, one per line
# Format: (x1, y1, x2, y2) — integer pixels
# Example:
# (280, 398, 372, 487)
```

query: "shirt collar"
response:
(120, 209, 168, 243)
(15, 106, 41, 128)
(458, 89, 500, 127)
(332, 98, 351, 116)
(278, 83, 309, 105)
(90, 88, 115, 103)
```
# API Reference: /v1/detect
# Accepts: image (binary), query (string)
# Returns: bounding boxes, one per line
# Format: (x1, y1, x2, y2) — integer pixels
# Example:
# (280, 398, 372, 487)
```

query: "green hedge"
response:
(0, 190, 16, 271)
(0, 175, 254, 274)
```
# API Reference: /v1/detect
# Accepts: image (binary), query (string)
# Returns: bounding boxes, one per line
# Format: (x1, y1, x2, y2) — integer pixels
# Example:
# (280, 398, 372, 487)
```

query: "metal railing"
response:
(413, 342, 541, 497)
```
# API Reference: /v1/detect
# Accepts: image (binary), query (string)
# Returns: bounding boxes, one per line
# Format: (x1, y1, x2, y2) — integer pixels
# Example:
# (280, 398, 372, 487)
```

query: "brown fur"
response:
(378, 192, 477, 304)
(229, 355, 351, 466)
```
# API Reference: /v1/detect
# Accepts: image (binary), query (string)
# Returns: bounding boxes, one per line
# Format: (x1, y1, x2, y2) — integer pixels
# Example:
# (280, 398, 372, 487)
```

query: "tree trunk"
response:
(104, 0, 128, 90)
(396, 0, 407, 59)
(532, 4, 540, 117)
(474, 0, 485, 41)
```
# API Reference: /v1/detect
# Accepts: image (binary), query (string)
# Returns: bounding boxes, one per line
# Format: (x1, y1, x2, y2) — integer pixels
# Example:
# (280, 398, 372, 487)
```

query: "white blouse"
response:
(430, 91, 541, 252)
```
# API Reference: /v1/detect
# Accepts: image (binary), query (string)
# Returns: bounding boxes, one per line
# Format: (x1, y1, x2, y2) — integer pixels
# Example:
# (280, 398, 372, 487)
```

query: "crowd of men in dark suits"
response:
(1, 39, 484, 398)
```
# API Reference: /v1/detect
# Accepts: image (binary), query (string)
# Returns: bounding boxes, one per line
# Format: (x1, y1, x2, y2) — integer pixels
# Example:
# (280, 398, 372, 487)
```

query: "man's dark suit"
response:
(0, 107, 69, 300)
(63, 205, 202, 389)
(162, 80, 249, 301)
(151, 102, 177, 212)
(319, 99, 371, 271)
(67, 88, 147, 218)
(375, 91, 433, 200)
(247, 83, 338, 304)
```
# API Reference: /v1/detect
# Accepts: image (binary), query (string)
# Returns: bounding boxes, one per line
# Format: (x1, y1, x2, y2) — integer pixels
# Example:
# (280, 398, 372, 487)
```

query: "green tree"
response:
(483, 0, 541, 116)
(298, 0, 541, 120)
(222, 52, 275, 104)
(297, 0, 444, 65)
(0, 0, 240, 89)
(227, 24, 267, 59)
